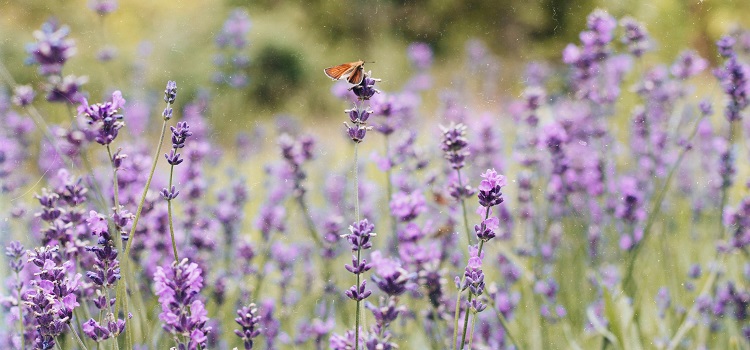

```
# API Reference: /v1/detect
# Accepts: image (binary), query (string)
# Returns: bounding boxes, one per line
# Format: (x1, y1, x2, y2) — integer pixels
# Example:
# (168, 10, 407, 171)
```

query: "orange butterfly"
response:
(324, 60, 366, 85)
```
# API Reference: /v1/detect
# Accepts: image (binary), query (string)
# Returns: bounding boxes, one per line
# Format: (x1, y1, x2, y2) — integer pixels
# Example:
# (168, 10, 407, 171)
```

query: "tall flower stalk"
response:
(440, 122, 474, 248)
(154, 259, 211, 349)
(341, 72, 378, 349)
(452, 169, 506, 350)
(162, 121, 193, 261)
(117, 80, 177, 347)
(6, 241, 27, 350)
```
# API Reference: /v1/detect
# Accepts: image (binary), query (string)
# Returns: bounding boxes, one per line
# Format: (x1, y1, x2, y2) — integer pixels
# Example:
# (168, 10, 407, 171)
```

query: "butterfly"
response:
(324, 60, 366, 85)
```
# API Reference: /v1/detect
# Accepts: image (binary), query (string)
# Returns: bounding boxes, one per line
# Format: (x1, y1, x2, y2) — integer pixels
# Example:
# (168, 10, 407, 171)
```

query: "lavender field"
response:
(2, 1, 750, 349)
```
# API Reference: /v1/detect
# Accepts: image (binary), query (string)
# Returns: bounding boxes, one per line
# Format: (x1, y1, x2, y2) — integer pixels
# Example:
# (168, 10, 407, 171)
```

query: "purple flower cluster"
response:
(343, 219, 376, 302)
(25, 19, 76, 76)
(620, 17, 650, 57)
(7, 6, 750, 350)
(723, 197, 750, 251)
(23, 246, 81, 350)
(562, 10, 617, 101)
(214, 9, 252, 88)
(477, 168, 506, 208)
(389, 191, 426, 222)
(89, 0, 118, 15)
(369, 251, 410, 296)
(344, 74, 380, 143)
(279, 133, 315, 198)
(78, 91, 126, 145)
(234, 303, 261, 349)
(154, 259, 211, 349)
(714, 37, 750, 121)
(440, 122, 470, 170)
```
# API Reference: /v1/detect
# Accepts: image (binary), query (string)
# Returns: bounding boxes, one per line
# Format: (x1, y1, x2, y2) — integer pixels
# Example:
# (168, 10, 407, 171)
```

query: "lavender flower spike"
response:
(235, 303, 261, 349)
(154, 258, 211, 350)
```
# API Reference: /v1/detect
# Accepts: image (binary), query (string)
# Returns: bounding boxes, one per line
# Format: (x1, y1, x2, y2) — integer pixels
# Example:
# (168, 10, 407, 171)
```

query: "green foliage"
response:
(251, 43, 305, 108)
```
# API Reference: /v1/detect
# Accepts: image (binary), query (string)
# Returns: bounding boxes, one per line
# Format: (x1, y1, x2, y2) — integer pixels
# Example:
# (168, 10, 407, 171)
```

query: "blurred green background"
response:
(0, 0, 748, 136)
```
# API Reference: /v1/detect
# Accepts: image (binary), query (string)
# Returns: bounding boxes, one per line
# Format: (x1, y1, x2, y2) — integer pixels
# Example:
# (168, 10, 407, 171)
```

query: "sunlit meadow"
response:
(2, 1, 750, 350)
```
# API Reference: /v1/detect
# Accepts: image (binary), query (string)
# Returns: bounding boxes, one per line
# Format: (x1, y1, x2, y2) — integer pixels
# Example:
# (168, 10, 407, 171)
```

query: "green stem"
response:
(123, 112, 170, 256)
(15, 271, 25, 350)
(167, 163, 179, 262)
(665, 255, 723, 350)
(666, 121, 737, 349)
(384, 135, 397, 251)
(297, 196, 324, 248)
(354, 141, 360, 222)
(489, 297, 522, 350)
(68, 324, 90, 350)
(717, 120, 736, 240)
(116, 103, 171, 349)
(622, 117, 703, 294)
(452, 280, 465, 350)
(467, 312, 478, 349)
(456, 169, 472, 248)
(353, 141, 362, 350)
(354, 243, 362, 349)
(459, 240, 485, 349)
(106, 145, 123, 251)
(453, 207, 490, 349)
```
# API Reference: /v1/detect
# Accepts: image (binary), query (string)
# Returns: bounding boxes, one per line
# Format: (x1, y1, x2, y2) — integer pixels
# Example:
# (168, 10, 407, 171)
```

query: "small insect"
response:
(324, 60, 366, 85)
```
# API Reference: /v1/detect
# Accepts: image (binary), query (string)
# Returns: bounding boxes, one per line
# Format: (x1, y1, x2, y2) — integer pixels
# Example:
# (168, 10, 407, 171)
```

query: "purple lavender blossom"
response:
(563, 10, 617, 101)
(216, 9, 252, 49)
(154, 259, 211, 349)
(407, 42, 433, 70)
(23, 246, 81, 350)
(11, 85, 35, 107)
(364, 297, 404, 349)
(85, 211, 121, 287)
(164, 79, 178, 105)
(25, 19, 76, 75)
(389, 191, 426, 222)
(440, 122, 470, 170)
(724, 197, 750, 250)
(670, 50, 707, 79)
(717, 35, 736, 58)
(352, 75, 380, 101)
(344, 219, 376, 252)
(460, 253, 486, 298)
(165, 121, 193, 166)
(477, 168, 506, 208)
(620, 17, 650, 57)
(330, 329, 363, 350)
(714, 51, 749, 121)
(45, 75, 87, 104)
(89, 0, 118, 15)
(78, 90, 126, 145)
(369, 251, 410, 296)
(234, 303, 261, 349)
(6, 241, 26, 274)
(214, 9, 252, 88)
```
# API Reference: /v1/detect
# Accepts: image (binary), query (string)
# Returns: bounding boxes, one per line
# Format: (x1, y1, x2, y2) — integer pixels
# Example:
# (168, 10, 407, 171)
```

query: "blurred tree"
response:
(251, 43, 305, 108)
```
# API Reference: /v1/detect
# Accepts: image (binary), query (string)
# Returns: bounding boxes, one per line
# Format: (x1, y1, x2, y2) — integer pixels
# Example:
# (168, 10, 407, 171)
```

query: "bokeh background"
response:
(3, 1, 750, 349)
(1, 0, 749, 137)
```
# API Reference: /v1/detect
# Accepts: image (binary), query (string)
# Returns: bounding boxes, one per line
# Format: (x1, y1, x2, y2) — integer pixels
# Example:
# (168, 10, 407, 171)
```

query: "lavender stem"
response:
(15, 270, 24, 350)
(384, 134, 397, 251)
(456, 169, 472, 247)
(117, 94, 173, 349)
(167, 163, 179, 261)
(68, 323, 90, 350)
(106, 145, 123, 251)
(353, 140, 362, 350)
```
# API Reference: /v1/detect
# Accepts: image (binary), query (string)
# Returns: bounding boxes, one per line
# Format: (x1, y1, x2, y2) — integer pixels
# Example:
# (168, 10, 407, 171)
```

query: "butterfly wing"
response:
(346, 65, 365, 85)
(324, 63, 357, 80)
